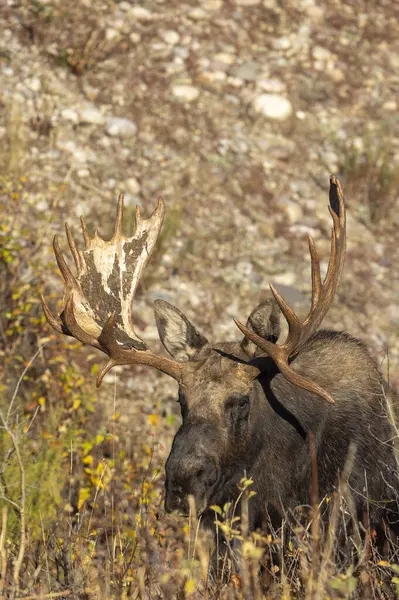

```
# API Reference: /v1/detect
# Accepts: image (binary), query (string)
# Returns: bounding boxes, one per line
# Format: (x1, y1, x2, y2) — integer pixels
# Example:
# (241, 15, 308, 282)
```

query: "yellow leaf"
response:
(83, 455, 93, 465)
(77, 487, 91, 510)
(377, 560, 391, 567)
(38, 396, 46, 406)
(72, 398, 81, 410)
(148, 413, 158, 426)
(82, 441, 93, 455)
(185, 579, 196, 595)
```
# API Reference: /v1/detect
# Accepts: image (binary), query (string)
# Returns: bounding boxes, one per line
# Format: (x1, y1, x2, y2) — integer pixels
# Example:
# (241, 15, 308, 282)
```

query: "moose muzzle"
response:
(164, 423, 221, 516)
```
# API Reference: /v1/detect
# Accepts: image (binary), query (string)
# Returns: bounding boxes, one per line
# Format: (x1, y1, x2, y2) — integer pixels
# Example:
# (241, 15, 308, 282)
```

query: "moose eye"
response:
(225, 394, 250, 417)
(237, 397, 249, 409)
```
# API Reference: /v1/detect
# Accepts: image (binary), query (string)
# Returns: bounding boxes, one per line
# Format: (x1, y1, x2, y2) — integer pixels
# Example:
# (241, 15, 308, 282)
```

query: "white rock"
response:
(61, 108, 79, 123)
(273, 272, 296, 286)
(188, 7, 208, 19)
(130, 6, 153, 20)
(130, 32, 141, 44)
(26, 77, 41, 92)
(202, 0, 223, 9)
(171, 84, 199, 102)
(161, 30, 180, 45)
(257, 78, 286, 93)
(312, 45, 332, 61)
(383, 100, 397, 111)
(125, 176, 141, 195)
(214, 52, 235, 65)
(57, 139, 96, 163)
(234, 0, 261, 5)
(106, 28, 119, 41)
(79, 103, 104, 125)
(277, 198, 303, 224)
(272, 37, 291, 50)
(36, 199, 49, 211)
(77, 168, 91, 178)
(105, 117, 137, 137)
(252, 94, 293, 120)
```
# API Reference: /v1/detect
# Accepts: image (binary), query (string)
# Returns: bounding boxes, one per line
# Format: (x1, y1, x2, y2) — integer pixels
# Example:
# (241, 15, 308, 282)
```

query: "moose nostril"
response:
(172, 484, 183, 495)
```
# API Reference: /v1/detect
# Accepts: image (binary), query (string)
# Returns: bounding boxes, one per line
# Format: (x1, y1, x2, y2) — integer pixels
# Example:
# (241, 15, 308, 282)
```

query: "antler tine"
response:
(113, 193, 124, 240)
(53, 235, 78, 287)
(268, 284, 302, 353)
(235, 177, 346, 404)
(65, 222, 84, 274)
(308, 236, 321, 311)
(80, 215, 90, 248)
(40, 294, 70, 335)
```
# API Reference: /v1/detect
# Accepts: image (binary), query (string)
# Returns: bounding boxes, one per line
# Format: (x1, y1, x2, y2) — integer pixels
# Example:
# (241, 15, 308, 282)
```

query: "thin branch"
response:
(7, 343, 48, 424)
(0, 507, 8, 595)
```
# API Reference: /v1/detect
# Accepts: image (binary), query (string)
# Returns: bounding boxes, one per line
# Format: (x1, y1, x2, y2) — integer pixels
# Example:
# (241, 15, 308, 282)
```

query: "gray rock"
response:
(105, 117, 137, 137)
(257, 133, 296, 160)
(231, 61, 260, 81)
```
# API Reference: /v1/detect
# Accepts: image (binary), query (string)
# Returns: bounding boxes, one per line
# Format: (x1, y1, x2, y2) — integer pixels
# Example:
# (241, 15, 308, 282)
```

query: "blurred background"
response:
(1, 0, 399, 596)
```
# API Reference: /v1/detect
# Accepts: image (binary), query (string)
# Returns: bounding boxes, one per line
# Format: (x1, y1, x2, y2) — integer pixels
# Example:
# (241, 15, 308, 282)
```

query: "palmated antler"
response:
(41, 195, 182, 386)
(235, 176, 346, 404)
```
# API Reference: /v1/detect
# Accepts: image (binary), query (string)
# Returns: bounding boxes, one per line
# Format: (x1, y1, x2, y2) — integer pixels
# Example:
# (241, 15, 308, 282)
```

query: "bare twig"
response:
(15, 592, 72, 599)
(7, 345, 47, 424)
(0, 507, 8, 594)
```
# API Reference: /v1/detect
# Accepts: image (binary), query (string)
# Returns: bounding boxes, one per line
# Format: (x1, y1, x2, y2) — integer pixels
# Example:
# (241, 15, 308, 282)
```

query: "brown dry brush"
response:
(1, 190, 399, 599)
(1, 340, 399, 598)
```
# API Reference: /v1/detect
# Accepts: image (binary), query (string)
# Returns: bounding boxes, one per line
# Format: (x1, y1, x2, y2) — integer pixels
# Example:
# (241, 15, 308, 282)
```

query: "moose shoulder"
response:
(42, 177, 398, 543)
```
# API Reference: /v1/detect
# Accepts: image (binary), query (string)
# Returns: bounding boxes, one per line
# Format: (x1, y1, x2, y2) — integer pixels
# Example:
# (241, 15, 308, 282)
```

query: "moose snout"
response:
(165, 458, 220, 515)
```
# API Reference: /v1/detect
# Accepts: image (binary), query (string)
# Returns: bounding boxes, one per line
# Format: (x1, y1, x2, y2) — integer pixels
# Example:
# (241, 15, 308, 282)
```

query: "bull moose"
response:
(42, 176, 398, 559)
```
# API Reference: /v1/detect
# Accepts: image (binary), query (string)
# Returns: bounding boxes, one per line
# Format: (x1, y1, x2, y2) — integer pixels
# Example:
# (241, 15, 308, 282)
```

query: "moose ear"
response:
(240, 299, 281, 358)
(153, 300, 208, 362)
